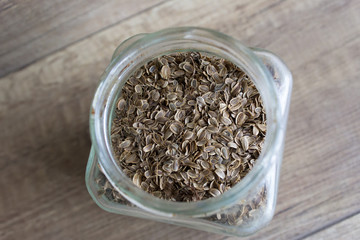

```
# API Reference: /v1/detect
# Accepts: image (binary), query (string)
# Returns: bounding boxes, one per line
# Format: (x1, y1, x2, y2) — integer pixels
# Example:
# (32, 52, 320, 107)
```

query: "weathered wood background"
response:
(1, 0, 359, 239)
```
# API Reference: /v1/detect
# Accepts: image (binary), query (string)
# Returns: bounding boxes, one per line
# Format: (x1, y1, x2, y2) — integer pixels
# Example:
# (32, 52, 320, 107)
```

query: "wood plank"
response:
(0, 0, 359, 239)
(302, 213, 360, 240)
(0, 0, 164, 77)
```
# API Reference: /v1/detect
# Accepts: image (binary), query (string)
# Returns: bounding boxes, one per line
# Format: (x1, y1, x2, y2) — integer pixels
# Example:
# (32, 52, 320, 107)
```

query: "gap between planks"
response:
(0, 0, 169, 80)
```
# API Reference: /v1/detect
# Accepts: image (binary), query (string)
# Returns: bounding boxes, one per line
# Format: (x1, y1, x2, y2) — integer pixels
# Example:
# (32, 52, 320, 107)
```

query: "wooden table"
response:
(1, 0, 359, 239)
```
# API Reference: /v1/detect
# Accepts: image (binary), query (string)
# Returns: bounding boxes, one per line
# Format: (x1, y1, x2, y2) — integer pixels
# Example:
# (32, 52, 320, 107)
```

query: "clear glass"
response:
(85, 27, 292, 237)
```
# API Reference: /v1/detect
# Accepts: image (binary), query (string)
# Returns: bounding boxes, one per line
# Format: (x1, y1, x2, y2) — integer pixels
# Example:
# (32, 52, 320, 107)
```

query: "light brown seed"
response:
(227, 141, 238, 149)
(167, 93, 177, 101)
(151, 90, 160, 101)
(134, 85, 142, 94)
(160, 65, 171, 79)
(183, 130, 194, 140)
(117, 99, 126, 110)
(208, 117, 218, 127)
(215, 168, 225, 179)
(240, 136, 250, 151)
(225, 78, 234, 85)
(187, 169, 197, 178)
(173, 160, 179, 172)
(125, 154, 138, 164)
(170, 122, 181, 135)
(173, 70, 185, 77)
(133, 173, 142, 187)
(164, 129, 173, 139)
(199, 160, 211, 169)
(257, 123, 267, 132)
(229, 97, 241, 106)
(206, 65, 217, 76)
(174, 109, 185, 121)
(221, 147, 229, 159)
(183, 62, 194, 73)
(196, 139, 207, 146)
(236, 112, 247, 126)
(253, 126, 259, 136)
(220, 116, 232, 126)
(209, 188, 221, 197)
(143, 144, 153, 153)
(198, 85, 210, 92)
(204, 145, 215, 152)
(196, 96, 206, 106)
(119, 140, 131, 148)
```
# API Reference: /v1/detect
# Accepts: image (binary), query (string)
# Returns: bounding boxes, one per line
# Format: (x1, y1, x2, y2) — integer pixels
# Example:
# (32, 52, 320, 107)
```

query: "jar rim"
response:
(90, 27, 282, 217)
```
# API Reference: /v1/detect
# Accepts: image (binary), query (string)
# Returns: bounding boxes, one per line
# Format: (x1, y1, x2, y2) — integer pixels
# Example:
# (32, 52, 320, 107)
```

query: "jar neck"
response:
(90, 27, 282, 217)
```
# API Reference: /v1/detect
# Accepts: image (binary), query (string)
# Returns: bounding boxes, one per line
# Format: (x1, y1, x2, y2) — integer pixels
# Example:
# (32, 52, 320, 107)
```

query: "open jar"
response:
(85, 27, 292, 237)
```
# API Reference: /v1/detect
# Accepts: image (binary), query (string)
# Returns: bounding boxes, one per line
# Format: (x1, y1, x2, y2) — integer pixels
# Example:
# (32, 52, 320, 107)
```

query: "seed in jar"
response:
(111, 52, 266, 202)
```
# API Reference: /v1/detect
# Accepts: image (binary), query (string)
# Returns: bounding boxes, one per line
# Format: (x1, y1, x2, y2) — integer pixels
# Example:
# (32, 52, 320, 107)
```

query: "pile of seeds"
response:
(95, 164, 267, 226)
(111, 52, 266, 202)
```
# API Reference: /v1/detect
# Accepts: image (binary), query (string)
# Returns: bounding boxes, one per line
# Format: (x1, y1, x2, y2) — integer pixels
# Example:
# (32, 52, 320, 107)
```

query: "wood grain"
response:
(0, 0, 359, 239)
(303, 214, 360, 240)
(0, 0, 163, 77)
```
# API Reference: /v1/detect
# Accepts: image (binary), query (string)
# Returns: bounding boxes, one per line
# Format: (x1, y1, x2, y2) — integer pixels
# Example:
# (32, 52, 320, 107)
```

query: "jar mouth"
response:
(90, 27, 282, 217)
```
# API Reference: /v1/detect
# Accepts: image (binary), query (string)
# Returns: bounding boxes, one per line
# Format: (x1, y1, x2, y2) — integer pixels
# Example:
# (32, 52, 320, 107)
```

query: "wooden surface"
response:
(1, 0, 359, 239)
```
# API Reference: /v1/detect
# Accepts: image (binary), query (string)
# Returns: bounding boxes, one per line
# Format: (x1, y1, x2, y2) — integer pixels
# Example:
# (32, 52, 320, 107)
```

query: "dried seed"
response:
(206, 65, 217, 76)
(240, 136, 250, 151)
(167, 93, 177, 101)
(117, 99, 126, 110)
(196, 96, 206, 106)
(119, 140, 131, 148)
(125, 154, 138, 164)
(144, 170, 151, 178)
(173, 160, 179, 172)
(230, 97, 241, 106)
(187, 169, 198, 178)
(133, 173, 142, 187)
(215, 168, 225, 179)
(173, 70, 185, 77)
(199, 160, 211, 169)
(236, 112, 247, 126)
(253, 126, 259, 136)
(155, 110, 165, 120)
(151, 90, 160, 101)
(227, 141, 238, 149)
(220, 116, 232, 126)
(225, 78, 234, 85)
(209, 188, 221, 197)
(204, 145, 215, 152)
(208, 117, 218, 127)
(111, 52, 266, 203)
(221, 147, 229, 159)
(174, 109, 185, 121)
(196, 139, 207, 146)
(199, 85, 210, 92)
(170, 122, 181, 135)
(207, 126, 219, 134)
(143, 144, 154, 153)
(257, 123, 267, 132)
(160, 65, 171, 79)
(183, 130, 195, 140)
(183, 62, 194, 73)
(134, 85, 142, 94)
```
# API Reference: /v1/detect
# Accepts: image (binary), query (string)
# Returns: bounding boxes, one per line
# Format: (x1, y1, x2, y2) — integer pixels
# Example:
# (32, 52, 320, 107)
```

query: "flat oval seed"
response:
(160, 65, 171, 79)
(215, 168, 225, 179)
(209, 188, 221, 197)
(119, 139, 131, 148)
(204, 145, 215, 152)
(143, 144, 153, 153)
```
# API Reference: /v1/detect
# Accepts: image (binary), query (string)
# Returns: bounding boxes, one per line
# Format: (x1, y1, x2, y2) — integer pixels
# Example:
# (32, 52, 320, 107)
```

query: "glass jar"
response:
(85, 27, 292, 237)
